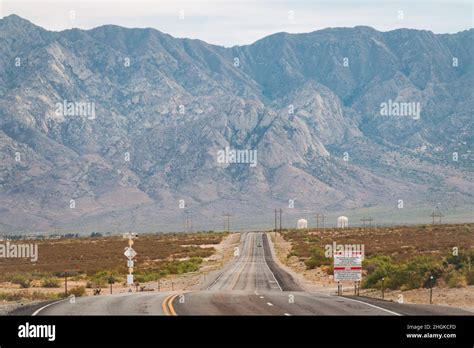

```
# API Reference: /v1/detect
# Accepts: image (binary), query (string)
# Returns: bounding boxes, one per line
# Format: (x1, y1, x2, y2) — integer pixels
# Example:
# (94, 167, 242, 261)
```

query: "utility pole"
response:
(274, 209, 283, 234)
(274, 209, 277, 232)
(279, 208, 282, 233)
(361, 217, 374, 228)
(430, 212, 443, 225)
(315, 214, 326, 229)
(223, 213, 232, 233)
(184, 212, 194, 232)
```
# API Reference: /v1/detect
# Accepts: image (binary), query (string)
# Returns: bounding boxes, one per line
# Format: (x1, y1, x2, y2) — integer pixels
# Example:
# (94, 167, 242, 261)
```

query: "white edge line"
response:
(335, 296, 402, 316)
(261, 233, 283, 292)
(32, 298, 70, 316)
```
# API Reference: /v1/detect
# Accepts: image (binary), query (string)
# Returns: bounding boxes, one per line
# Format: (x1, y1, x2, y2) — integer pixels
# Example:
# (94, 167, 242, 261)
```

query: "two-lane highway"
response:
(206, 232, 286, 292)
(173, 232, 472, 316)
(30, 232, 472, 316)
(172, 232, 398, 315)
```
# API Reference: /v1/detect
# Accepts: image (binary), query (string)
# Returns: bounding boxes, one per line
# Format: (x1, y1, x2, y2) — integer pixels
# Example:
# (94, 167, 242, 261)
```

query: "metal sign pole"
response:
(123, 232, 137, 292)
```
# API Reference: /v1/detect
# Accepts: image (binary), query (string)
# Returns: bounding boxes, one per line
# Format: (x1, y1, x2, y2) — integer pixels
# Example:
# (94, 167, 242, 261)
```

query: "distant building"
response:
(337, 216, 348, 228)
(297, 219, 308, 229)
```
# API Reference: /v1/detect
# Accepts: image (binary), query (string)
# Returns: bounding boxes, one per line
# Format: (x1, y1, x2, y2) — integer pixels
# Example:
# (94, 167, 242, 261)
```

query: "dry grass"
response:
(0, 232, 225, 277)
(282, 223, 474, 262)
(281, 224, 474, 291)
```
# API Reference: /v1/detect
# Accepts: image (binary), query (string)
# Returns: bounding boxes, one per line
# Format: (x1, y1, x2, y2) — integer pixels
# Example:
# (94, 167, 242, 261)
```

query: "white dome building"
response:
(337, 216, 348, 228)
(297, 219, 308, 229)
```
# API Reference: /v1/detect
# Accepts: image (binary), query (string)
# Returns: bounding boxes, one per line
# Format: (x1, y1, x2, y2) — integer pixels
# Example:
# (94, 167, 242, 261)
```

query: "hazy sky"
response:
(1, 0, 472, 46)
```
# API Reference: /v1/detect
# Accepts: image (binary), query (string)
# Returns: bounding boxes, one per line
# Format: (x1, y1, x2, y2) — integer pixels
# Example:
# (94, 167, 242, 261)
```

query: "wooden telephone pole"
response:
(361, 217, 374, 228)
(274, 209, 283, 233)
(315, 213, 326, 229)
(279, 208, 282, 233)
(430, 212, 443, 225)
(184, 212, 193, 232)
(223, 213, 232, 232)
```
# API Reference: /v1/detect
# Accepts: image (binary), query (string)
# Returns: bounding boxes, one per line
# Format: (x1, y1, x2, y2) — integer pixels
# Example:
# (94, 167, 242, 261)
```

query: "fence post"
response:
(381, 277, 385, 300)
(429, 276, 434, 304)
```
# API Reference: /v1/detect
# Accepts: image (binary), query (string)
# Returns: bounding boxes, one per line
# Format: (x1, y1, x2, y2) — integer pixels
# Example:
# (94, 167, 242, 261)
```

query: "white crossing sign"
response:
(124, 247, 137, 259)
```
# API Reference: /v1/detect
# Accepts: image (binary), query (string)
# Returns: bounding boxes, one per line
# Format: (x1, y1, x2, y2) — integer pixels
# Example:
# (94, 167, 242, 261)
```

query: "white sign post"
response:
(123, 233, 137, 288)
(334, 250, 362, 282)
(127, 274, 134, 285)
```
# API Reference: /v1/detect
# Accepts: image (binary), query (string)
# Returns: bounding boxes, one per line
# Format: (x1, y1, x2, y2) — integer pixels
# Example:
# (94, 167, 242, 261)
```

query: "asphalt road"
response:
(30, 232, 472, 316)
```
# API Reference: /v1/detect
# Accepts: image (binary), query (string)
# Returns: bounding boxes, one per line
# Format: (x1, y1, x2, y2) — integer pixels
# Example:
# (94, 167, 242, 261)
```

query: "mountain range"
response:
(0, 15, 472, 233)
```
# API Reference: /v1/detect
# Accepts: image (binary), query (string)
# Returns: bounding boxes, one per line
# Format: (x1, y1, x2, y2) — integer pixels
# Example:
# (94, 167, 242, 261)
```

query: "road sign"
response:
(334, 250, 362, 281)
(124, 247, 137, 259)
(127, 274, 134, 285)
(127, 260, 134, 268)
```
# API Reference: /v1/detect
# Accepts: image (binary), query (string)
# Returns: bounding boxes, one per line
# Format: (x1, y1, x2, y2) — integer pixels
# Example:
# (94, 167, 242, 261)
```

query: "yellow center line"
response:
(162, 293, 180, 316)
(168, 294, 179, 316)
(161, 294, 173, 316)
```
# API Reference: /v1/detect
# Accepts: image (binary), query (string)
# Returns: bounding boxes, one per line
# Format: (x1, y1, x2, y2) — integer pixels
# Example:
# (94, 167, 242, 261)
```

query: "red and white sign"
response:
(334, 250, 362, 281)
